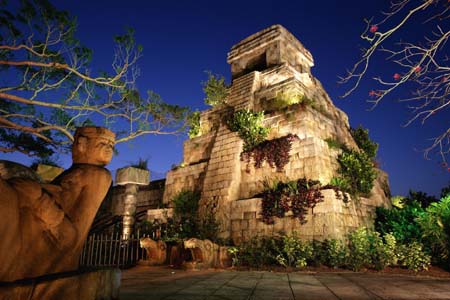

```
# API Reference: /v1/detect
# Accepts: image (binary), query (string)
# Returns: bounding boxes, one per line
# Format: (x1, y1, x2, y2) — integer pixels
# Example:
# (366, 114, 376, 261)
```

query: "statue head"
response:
(72, 127, 115, 166)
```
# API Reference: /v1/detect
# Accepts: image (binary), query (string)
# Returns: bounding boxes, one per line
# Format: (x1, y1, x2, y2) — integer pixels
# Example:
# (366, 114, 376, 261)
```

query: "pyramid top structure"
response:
(227, 25, 314, 80)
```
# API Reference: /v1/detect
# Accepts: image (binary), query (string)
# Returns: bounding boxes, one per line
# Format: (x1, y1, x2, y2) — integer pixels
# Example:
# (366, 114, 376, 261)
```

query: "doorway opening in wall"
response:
(243, 52, 267, 75)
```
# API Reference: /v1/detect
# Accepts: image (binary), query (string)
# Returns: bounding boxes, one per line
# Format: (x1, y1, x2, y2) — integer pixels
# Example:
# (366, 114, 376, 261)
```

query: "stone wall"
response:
(110, 179, 165, 216)
(154, 24, 391, 243)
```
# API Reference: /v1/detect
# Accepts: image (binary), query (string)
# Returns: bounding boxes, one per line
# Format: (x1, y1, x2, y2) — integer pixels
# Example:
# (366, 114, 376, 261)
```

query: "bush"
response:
(375, 202, 424, 244)
(274, 235, 313, 268)
(347, 227, 372, 271)
(227, 109, 269, 151)
(397, 242, 431, 272)
(202, 71, 228, 106)
(319, 239, 348, 268)
(337, 149, 376, 196)
(416, 195, 450, 264)
(188, 111, 201, 138)
(350, 126, 378, 160)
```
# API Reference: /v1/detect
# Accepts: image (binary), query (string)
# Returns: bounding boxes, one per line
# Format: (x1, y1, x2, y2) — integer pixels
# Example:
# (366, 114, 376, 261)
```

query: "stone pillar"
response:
(115, 167, 150, 239)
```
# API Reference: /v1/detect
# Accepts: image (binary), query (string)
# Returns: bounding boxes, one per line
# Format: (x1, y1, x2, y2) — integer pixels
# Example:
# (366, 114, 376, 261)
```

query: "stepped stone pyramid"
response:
(161, 25, 391, 244)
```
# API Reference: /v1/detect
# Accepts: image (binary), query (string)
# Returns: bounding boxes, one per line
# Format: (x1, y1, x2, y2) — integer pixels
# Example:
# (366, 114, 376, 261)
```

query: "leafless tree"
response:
(340, 0, 449, 166)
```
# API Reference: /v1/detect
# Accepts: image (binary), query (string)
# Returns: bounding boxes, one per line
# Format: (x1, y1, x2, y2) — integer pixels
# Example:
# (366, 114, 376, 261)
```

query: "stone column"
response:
(115, 167, 150, 239)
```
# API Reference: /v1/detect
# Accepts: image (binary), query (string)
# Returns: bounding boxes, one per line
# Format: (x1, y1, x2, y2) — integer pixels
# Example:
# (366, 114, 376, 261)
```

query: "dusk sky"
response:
(1, 0, 449, 197)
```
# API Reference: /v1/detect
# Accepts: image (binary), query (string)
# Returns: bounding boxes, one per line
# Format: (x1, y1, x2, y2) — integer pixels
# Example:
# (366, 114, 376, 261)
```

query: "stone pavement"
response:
(119, 266, 450, 300)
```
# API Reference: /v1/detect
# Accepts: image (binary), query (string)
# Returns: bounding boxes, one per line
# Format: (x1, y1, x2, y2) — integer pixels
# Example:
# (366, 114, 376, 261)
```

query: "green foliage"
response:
(324, 239, 348, 268)
(274, 234, 313, 268)
(227, 109, 269, 151)
(403, 190, 438, 209)
(202, 71, 229, 106)
(350, 126, 379, 160)
(325, 127, 378, 198)
(337, 149, 377, 196)
(324, 138, 346, 150)
(268, 91, 314, 111)
(375, 202, 424, 244)
(227, 246, 240, 267)
(188, 111, 201, 138)
(347, 227, 372, 271)
(441, 183, 450, 199)
(233, 236, 279, 268)
(397, 242, 431, 272)
(0, 1, 189, 158)
(329, 177, 351, 192)
(391, 196, 406, 208)
(416, 195, 450, 264)
(171, 190, 200, 239)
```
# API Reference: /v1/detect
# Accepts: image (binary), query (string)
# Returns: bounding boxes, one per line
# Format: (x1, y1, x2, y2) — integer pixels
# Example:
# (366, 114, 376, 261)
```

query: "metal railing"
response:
(79, 232, 149, 268)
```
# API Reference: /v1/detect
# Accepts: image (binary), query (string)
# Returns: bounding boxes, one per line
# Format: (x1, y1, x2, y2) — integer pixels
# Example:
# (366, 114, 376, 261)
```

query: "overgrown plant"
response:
(269, 90, 314, 111)
(202, 71, 229, 106)
(337, 149, 377, 196)
(241, 134, 299, 172)
(350, 126, 378, 160)
(260, 178, 324, 224)
(188, 111, 201, 138)
(416, 195, 450, 264)
(227, 109, 269, 151)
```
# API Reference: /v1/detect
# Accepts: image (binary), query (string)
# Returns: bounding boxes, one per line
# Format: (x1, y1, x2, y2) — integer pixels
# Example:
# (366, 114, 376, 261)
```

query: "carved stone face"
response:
(72, 127, 115, 166)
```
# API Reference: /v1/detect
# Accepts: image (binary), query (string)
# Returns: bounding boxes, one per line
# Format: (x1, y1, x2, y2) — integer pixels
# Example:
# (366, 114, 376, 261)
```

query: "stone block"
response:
(116, 167, 150, 185)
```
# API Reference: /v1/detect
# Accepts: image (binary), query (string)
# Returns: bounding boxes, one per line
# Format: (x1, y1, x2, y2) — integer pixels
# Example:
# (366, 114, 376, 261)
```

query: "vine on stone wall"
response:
(260, 178, 324, 225)
(241, 134, 299, 172)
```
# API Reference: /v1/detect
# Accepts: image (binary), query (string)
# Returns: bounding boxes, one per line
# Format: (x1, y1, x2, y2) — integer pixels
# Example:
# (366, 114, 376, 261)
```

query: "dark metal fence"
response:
(79, 232, 149, 268)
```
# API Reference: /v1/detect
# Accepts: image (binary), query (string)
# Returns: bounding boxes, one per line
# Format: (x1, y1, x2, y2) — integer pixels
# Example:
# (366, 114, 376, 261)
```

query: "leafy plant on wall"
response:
(202, 71, 229, 106)
(260, 178, 324, 224)
(241, 134, 299, 172)
(325, 125, 378, 198)
(227, 109, 269, 151)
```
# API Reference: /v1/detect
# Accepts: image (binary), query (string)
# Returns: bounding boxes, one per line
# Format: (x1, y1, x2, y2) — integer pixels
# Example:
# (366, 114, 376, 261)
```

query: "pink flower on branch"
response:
(369, 25, 378, 33)
(368, 90, 382, 98)
(414, 66, 422, 73)
(393, 73, 401, 80)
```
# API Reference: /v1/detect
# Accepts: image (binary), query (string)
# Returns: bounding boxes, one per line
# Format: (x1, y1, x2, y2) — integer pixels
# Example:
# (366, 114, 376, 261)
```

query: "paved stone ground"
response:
(119, 266, 450, 300)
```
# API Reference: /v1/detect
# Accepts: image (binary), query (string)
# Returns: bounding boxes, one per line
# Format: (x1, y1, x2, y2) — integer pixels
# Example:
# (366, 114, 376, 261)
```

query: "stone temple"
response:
(116, 25, 391, 244)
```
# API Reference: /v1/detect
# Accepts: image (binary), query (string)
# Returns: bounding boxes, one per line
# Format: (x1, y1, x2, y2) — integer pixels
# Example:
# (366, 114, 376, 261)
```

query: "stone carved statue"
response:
(183, 238, 220, 269)
(139, 237, 167, 265)
(0, 126, 115, 282)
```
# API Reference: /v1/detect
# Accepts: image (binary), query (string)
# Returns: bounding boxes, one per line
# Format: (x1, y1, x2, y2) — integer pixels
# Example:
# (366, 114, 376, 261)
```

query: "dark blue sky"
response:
(2, 0, 449, 197)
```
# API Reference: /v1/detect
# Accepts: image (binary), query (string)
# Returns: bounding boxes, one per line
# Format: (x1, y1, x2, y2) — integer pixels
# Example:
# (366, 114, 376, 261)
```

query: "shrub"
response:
(337, 149, 376, 196)
(375, 202, 424, 244)
(227, 109, 269, 151)
(320, 239, 348, 268)
(324, 137, 346, 150)
(350, 126, 379, 160)
(416, 195, 450, 264)
(347, 227, 372, 271)
(269, 90, 314, 111)
(397, 242, 431, 272)
(188, 111, 201, 138)
(274, 235, 313, 268)
(171, 190, 200, 238)
(202, 71, 228, 106)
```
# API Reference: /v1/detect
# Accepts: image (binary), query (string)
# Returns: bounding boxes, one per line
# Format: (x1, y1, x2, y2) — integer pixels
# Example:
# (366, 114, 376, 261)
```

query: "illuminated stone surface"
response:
(0, 126, 117, 299)
(161, 25, 391, 243)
